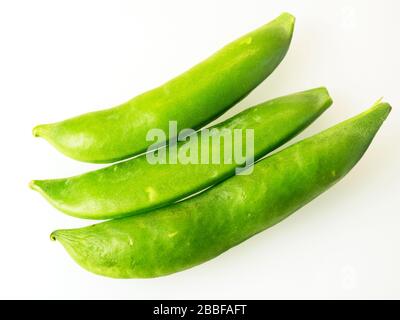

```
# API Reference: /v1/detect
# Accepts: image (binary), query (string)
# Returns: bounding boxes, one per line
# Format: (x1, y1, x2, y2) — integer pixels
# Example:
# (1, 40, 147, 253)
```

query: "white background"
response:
(0, 0, 399, 299)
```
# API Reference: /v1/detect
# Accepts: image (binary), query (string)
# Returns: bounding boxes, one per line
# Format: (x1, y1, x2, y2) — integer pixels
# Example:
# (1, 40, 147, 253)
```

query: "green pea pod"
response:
(51, 101, 391, 278)
(32, 13, 295, 163)
(31, 87, 332, 219)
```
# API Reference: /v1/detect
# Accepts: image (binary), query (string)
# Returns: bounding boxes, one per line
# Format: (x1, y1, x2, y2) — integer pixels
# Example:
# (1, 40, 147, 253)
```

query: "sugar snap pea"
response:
(51, 101, 391, 278)
(30, 87, 332, 220)
(33, 13, 295, 163)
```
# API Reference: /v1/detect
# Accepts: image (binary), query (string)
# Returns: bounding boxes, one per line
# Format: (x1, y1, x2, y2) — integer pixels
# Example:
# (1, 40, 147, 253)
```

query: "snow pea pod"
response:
(51, 101, 391, 278)
(33, 13, 295, 163)
(31, 87, 332, 219)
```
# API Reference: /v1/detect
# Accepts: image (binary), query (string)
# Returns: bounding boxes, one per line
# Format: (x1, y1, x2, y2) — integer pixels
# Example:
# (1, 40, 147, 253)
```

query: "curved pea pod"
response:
(50, 101, 391, 278)
(31, 87, 332, 219)
(33, 13, 295, 163)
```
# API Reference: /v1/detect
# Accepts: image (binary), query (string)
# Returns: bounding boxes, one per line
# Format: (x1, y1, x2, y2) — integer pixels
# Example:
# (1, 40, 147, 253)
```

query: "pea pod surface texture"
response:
(51, 102, 391, 278)
(33, 13, 295, 163)
(31, 87, 332, 219)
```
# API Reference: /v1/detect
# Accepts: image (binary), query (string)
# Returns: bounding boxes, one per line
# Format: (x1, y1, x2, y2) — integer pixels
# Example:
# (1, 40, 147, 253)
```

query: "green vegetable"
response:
(51, 101, 391, 278)
(33, 13, 295, 163)
(30, 87, 332, 220)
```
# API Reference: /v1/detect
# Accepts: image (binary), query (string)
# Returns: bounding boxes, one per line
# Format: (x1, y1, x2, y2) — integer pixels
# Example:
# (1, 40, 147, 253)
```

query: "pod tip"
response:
(372, 98, 392, 115)
(280, 12, 295, 21)
(303, 87, 333, 112)
(313, 86, 330, 96)
(361, 99, 392, 124)
(29, 180, 44, 193)
(32, 124, 48, 137)
(32, 125, 40, 137)
(29, 180, 37, 190)
(380, 102, 392, 118)
(322, 87, 333, 111)
(50, 232, 57, 241)
(278, 12, 296, 31)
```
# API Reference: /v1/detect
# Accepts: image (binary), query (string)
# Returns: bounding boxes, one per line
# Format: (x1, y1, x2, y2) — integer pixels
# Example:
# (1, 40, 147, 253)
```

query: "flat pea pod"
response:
(51, 101, 391, 278)
(33, 13, 295, 163)
(30, 87, 332, 220)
